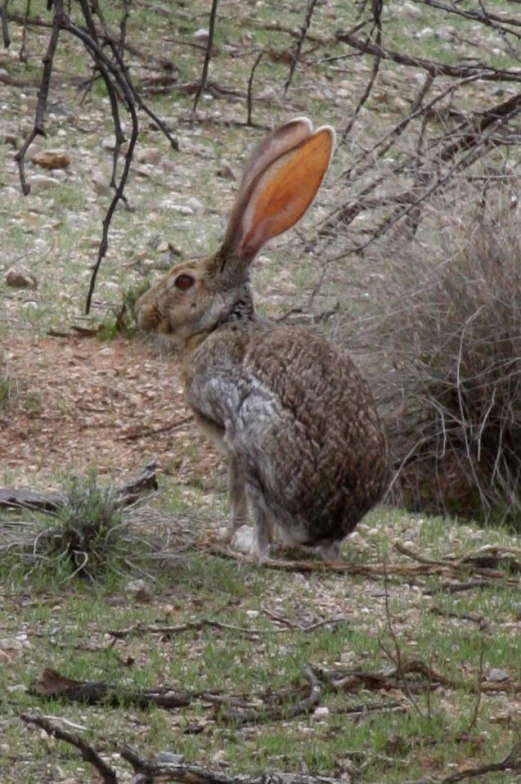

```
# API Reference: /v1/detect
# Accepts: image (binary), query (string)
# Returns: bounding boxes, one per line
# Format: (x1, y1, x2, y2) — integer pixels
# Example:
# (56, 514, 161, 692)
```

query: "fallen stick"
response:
(21, 712, 117, 784)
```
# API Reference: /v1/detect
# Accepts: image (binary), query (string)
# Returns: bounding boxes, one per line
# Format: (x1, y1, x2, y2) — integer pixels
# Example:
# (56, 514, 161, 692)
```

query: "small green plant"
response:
(0, 351, 15, 410)
(39, 470, 126, 577)
(0, 469, 154, 585)
(47, 469, 125, 578)
(99, 280, 151, 340)
(0, 374, 14, 410)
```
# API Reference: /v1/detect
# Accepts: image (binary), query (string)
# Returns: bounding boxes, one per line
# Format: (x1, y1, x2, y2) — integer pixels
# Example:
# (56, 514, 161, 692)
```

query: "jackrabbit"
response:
(135, 118, 388, 561)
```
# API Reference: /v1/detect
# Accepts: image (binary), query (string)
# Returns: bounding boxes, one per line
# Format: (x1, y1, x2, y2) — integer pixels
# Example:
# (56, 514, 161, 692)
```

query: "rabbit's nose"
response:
(135, 300, 161, 332)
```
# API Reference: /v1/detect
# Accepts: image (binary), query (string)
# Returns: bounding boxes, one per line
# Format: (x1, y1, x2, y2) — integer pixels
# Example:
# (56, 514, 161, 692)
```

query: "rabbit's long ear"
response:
(222, 121, 335, 270)
(237, 117, 313, 196)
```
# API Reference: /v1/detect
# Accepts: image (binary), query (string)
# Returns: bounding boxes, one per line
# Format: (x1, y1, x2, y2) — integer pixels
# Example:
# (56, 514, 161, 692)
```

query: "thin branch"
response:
(342, 0, 383, 141)
(283, 0, 319, 95)
(19, 0, 31, 61)
(246, 48, 263, 127)
(335, 30, 521, 81)
(467, 633, 485, 732)
(21, 713, 118, 784)
(1, 0, 11, 47)
(14, 0, 63, 195)
(192, 0, 219, 115)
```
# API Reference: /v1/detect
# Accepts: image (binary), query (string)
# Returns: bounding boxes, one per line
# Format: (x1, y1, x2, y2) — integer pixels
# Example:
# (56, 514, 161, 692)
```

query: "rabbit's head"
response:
(135, 118, 335, 345)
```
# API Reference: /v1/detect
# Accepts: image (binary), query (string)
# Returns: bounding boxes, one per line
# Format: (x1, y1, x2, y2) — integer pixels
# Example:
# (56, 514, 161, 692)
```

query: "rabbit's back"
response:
(186, 324, 388, 547)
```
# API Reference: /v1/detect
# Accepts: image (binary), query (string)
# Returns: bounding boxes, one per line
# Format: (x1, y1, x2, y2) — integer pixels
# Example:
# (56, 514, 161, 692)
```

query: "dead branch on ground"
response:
(200, 541, 521, 591)
(106, 614, 348, 640)
(21, 712, 118, 784)
(19, 710, 521, 784)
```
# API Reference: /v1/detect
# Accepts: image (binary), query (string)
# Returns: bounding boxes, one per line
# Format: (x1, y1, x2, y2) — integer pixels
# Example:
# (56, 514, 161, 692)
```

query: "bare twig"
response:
(19, 0, 31, 60)
(121, 745, 341, 784)
(14, 0, 63, 195)
(21, 712, 118, 784)
(246, 48, 263, 126)
(0, 459, 158, 513)
(380, 567, 424, 715)
(467, 633, 485, 732)
(192, 0, 219, 115)
(106, 615, 349, 639)
(283, 0, 319, 95)
(341, 0, 383, 141)
(118, 416, 194, 441)
(1, 0, 11, 47)
(335, 30, 521, 81)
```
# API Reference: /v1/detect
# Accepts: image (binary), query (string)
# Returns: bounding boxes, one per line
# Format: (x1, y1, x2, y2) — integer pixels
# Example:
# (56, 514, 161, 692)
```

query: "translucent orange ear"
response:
(222, 120, 335, 267)
(237, 117, 312, 196)
(238, 127, 335, 261)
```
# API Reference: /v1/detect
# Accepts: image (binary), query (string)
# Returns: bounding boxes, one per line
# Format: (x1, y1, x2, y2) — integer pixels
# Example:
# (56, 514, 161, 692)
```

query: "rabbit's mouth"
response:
(157, 319, 172, 335)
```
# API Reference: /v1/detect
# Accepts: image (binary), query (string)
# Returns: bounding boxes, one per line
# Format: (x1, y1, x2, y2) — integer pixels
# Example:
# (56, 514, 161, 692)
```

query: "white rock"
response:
(186, 196, 205, 214)
(91, 172, 111, 196)
(194, 28, 209, 41)
(313, 706, 330, 717)
(0, 637, 24, 652)
(400, 1, 422, 18)
(27, 174, 60, 188)
(488, 668, 509, 682)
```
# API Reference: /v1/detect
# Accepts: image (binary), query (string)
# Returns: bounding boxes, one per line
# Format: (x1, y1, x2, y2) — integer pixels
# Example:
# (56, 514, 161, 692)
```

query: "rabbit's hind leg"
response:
(227, 455, 249, 538)
(228, 485, 273, 562)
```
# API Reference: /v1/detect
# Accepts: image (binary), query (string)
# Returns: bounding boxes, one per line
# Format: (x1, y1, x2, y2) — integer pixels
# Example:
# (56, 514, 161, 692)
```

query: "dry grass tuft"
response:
(364, 209, 521, 527)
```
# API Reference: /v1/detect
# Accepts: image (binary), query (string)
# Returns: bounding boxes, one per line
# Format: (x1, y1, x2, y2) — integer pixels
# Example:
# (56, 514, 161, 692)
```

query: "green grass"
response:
(2, 503, 521, 782)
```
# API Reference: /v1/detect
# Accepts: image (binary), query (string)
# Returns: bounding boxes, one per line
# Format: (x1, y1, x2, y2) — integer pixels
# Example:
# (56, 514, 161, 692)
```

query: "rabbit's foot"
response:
(230, 524, 270, 562)
(315, 541, 342, 563)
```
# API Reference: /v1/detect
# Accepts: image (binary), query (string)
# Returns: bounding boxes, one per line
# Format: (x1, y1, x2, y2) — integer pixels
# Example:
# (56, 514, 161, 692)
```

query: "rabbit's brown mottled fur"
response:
(136, 118, 388, 561)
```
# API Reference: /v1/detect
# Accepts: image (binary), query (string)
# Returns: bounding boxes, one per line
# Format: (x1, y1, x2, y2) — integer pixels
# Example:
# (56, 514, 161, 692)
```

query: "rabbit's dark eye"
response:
(174, 273, 195, 291)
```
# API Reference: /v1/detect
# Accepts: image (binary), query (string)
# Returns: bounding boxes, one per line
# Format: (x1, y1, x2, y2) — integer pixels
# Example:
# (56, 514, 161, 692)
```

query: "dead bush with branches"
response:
(363, 209, 521, 527)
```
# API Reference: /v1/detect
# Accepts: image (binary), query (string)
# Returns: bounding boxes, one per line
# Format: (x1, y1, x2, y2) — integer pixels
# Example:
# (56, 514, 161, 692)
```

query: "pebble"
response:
(488, 668, 509, 682)
(194, 28, 209, 41)
(27, 174, 61, 189)
(125, 578, 153, 603)
(91, 172, 111, 196)
(0, 637, 24, 652)
(136, 147, 163, 165)
(157, 752, 185, 765)
(313, 706, 330, 717)
(31, 150, 72, 169)
(5, 267, 38, 289)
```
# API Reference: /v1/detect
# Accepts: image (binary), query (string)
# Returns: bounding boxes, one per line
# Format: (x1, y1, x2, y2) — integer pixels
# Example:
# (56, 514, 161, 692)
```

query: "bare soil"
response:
(1, 335, 219, 487)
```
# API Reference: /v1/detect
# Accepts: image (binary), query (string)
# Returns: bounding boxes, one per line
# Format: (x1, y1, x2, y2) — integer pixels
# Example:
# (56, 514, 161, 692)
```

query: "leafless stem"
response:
(467, 634, 485, 732)
(192, 0, 219, 115)
(246, 48, 263, 126)
(14, 0, 63, 195)
(1, 0, 10, 47)
(283, 0, 319, 95)
(19, 0, 31, 60)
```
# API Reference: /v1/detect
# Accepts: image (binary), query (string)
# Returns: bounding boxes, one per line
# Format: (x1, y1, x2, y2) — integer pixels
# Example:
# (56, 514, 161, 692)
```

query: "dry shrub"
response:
(365, 210, 521, 527)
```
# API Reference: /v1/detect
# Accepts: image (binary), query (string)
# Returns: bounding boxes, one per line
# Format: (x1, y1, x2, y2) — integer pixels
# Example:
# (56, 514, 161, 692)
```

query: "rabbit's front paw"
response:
(230, 525, 269, 562)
